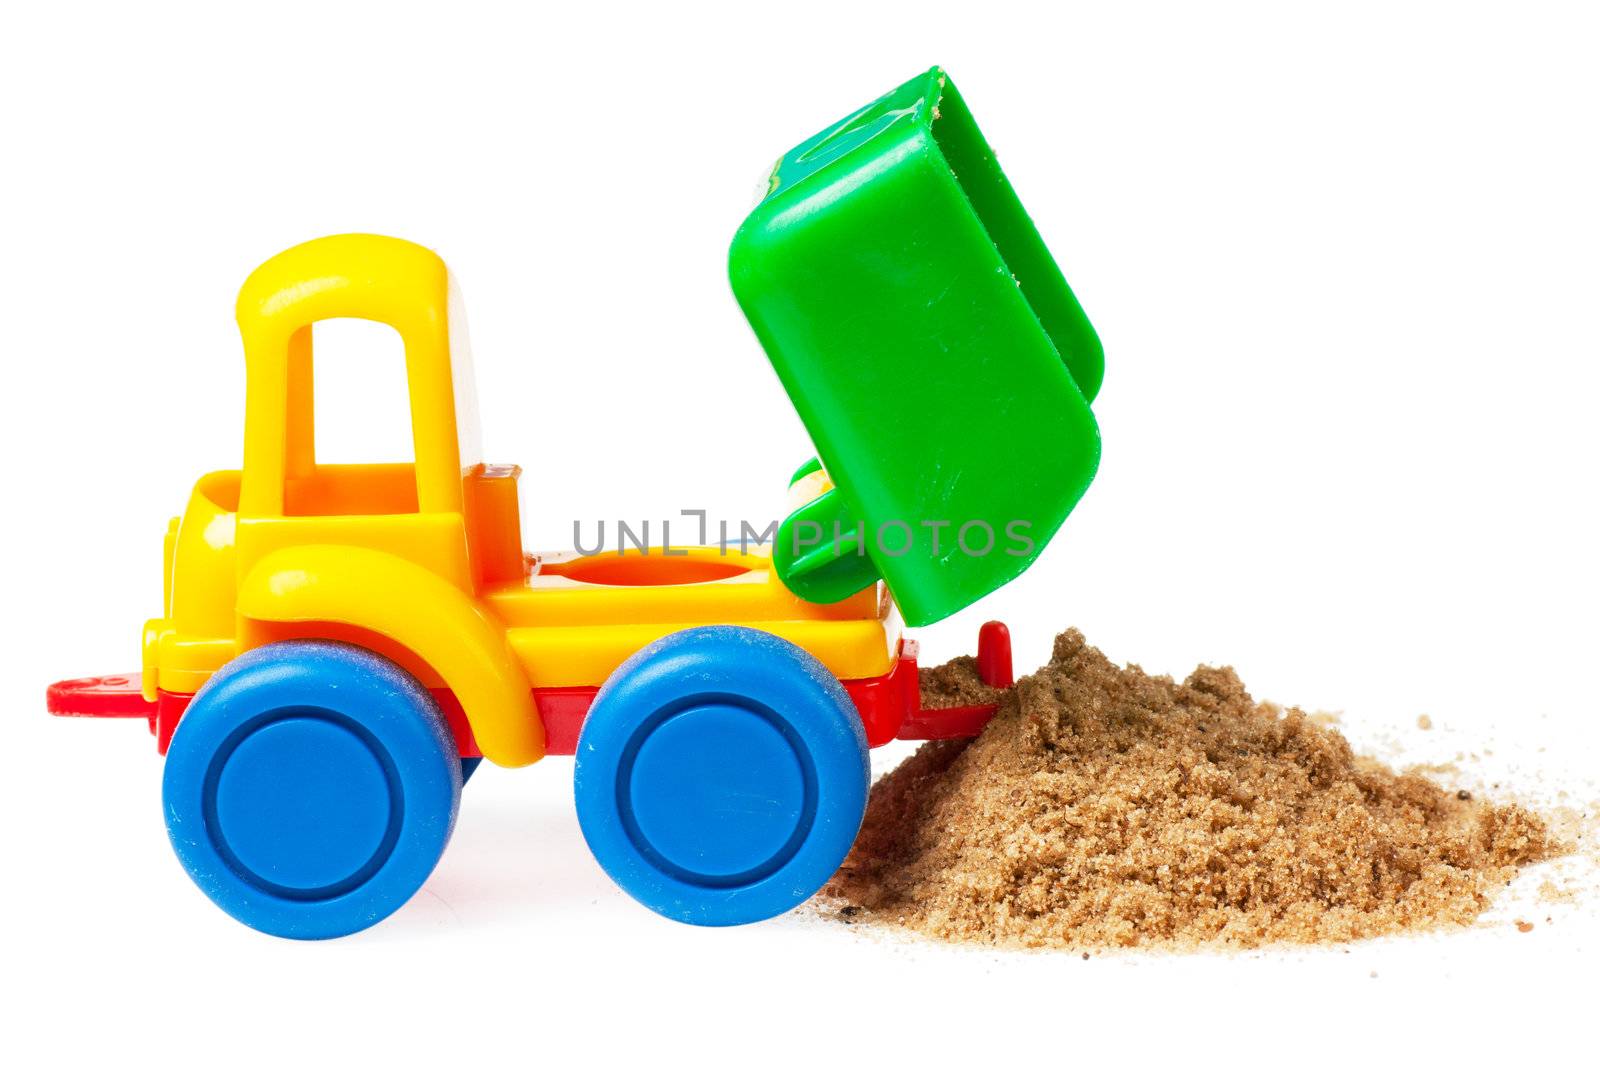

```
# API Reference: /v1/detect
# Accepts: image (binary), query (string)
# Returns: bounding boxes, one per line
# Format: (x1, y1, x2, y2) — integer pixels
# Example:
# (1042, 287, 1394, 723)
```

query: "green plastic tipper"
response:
(729, 67, 1103, 627)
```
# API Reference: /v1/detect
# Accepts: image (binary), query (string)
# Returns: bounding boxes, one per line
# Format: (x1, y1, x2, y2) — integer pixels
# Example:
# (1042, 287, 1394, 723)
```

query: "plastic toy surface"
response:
(47, 66, 1099, 940)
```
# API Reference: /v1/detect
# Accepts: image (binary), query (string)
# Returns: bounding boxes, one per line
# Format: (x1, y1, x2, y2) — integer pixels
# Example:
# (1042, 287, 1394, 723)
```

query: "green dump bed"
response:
(729, 66, 1103, 627)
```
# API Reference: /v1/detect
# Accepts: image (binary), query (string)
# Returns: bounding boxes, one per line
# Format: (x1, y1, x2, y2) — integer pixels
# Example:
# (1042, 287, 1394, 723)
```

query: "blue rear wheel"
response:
(574, 626, 869, 926)
(162, 641, 462, 940)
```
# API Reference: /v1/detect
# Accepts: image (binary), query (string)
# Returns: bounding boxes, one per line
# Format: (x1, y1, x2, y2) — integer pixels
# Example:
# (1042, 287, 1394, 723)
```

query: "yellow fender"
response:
(237, 544, 543, 766)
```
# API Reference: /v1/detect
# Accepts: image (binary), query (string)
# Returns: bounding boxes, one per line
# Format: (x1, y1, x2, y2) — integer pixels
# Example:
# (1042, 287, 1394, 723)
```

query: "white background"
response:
(3, 2, 1597, 1063)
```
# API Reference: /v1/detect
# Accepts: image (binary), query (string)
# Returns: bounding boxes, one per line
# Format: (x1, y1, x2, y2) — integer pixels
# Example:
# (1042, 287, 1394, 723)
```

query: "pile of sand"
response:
(826, 629, 1558, 950)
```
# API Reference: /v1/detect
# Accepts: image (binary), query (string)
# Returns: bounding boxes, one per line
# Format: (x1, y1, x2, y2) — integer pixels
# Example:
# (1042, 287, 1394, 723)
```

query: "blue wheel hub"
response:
(575, 626, 870, 926)
(208, 714, 399, 898)
(623, 702, 811, 884)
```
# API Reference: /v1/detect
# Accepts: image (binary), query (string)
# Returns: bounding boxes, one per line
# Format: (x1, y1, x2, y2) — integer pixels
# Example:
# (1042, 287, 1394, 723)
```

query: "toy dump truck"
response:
(47, 67, 1102, 939)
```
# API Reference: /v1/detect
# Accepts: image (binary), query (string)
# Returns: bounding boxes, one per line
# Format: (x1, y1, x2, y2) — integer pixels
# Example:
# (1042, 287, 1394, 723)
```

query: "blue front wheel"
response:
(574, 626, 869, 926)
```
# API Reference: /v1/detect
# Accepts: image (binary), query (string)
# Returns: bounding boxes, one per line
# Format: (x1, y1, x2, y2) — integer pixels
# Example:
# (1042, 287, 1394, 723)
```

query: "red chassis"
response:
(50, 622, 1016, 758)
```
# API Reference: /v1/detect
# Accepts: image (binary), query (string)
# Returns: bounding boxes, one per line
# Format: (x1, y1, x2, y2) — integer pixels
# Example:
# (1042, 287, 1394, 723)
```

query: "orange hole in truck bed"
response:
(543, 554, 751, 587)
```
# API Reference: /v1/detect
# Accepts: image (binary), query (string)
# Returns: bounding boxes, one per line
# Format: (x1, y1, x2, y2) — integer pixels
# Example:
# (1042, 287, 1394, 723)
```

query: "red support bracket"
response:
(976, 620, 1013, 688)
(896, 620, 1014, 742)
